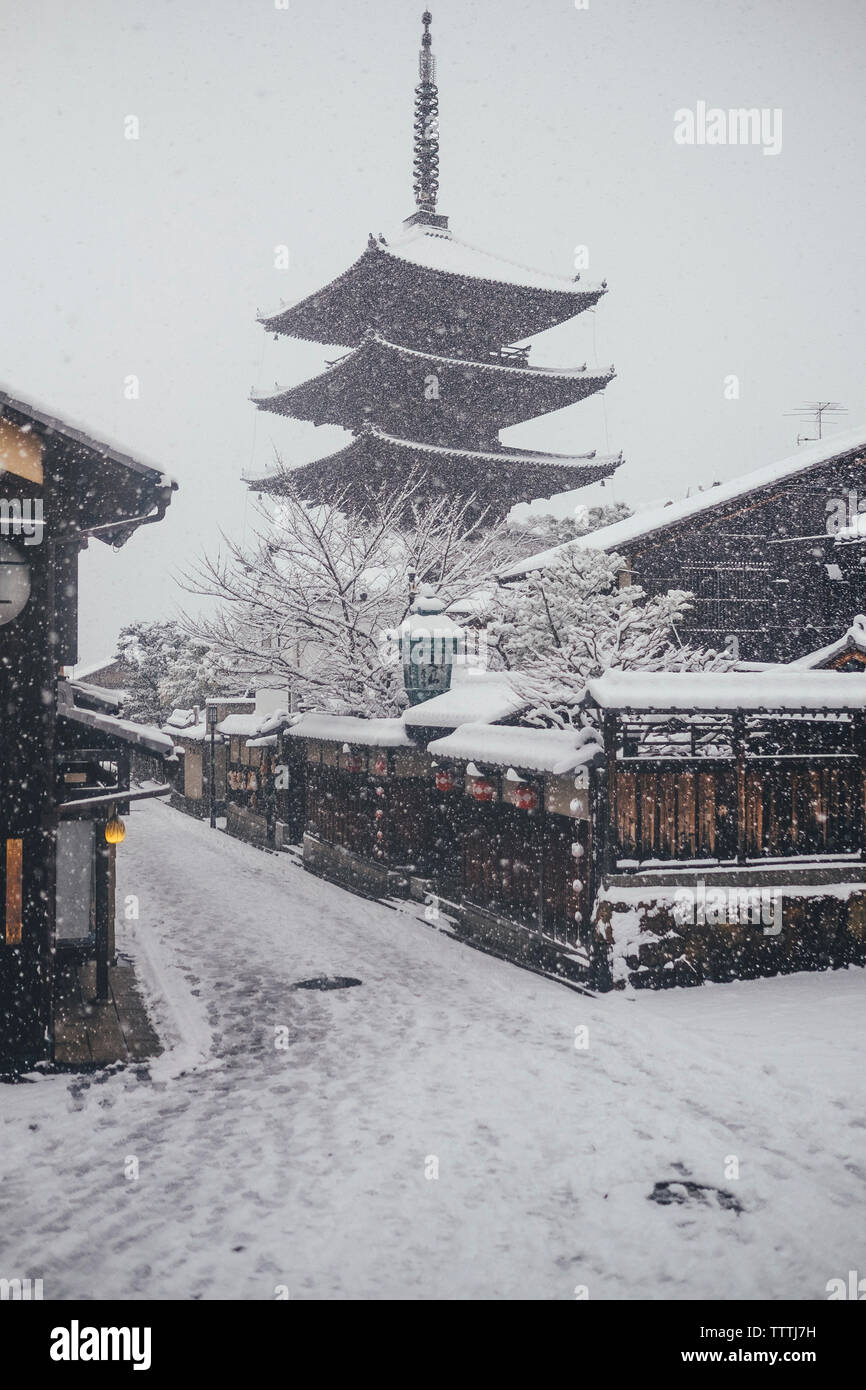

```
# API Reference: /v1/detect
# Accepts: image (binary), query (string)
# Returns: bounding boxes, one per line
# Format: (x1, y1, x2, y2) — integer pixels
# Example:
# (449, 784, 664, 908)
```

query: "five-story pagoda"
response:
(248, 12, 622, 523)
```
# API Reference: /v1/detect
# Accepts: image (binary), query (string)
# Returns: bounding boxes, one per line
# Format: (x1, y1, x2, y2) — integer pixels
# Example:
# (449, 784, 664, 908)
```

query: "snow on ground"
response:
(1, 799, 864, 1300)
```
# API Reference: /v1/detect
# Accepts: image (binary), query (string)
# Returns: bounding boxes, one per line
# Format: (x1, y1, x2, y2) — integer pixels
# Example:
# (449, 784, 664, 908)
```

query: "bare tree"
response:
(182, 466, 522, 716)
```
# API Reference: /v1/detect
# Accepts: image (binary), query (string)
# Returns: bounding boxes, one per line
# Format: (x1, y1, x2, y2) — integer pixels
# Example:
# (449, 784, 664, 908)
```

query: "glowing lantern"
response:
(105, 815, 126, 844)
(470, 778, 496, 802)
(513, 784, 538, 812)
(435, 769, 456, 793)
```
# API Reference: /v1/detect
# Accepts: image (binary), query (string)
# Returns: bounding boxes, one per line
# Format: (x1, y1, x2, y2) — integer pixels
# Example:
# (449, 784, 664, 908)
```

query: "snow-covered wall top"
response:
(428, 722, 603, 774)
(402, 672, 526, 729)
(588, 670, 866, 711)
(286, 713, 415, 748)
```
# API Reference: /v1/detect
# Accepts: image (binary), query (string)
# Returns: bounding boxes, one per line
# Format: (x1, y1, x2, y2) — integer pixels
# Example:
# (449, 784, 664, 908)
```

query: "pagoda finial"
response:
(408, 11, 447, 227)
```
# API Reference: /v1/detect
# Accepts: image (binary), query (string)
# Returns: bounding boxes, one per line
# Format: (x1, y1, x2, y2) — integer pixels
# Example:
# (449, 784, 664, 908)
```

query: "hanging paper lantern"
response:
(470, 778, 496, 802)
(105, 816, 126, 844)
(513, 784, 538, 811)
(435, 769, 456, 793)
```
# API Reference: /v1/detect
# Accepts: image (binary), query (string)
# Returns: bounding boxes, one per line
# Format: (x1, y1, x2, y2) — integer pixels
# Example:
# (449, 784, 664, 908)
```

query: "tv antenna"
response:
(785, 401, 848, 446)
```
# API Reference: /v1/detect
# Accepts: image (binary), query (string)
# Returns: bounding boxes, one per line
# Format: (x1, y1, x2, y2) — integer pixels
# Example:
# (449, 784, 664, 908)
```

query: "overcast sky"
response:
(2, 0, 865, 664)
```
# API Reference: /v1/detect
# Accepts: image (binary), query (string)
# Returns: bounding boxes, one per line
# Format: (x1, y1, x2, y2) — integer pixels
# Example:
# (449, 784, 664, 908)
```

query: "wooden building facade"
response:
(1, 387, 176, 1066)
(501, 428, 866, 664)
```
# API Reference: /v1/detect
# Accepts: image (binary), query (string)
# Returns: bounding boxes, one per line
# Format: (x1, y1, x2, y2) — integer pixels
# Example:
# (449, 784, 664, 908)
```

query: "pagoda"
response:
(248, 12, 622, 523)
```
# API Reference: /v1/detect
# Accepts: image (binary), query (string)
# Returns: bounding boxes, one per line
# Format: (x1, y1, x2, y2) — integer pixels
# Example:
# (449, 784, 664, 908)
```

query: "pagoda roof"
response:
(251, 331, 614, 434)
(258, 223, 606, 349)
(245, 424, 621, 520)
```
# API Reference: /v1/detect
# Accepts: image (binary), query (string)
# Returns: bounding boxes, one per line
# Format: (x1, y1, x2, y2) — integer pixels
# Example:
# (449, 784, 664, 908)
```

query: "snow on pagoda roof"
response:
(286, 713, 415, 747)
(787, 615, 866, 669)
(258, 225, 605, 331)
(428, 721, 603, 775)
(244, 423, 620, 488)
(251, 332, 614, 411)
(499, 425, 866, 579)
(402, 671, 527, 729)
(380, 222, 603, 297)
(587, 670, 866, 713)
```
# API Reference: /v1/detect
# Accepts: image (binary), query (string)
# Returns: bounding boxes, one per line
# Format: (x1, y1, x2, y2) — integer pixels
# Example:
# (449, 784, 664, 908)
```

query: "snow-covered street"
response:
(2, 799, 864, 1300)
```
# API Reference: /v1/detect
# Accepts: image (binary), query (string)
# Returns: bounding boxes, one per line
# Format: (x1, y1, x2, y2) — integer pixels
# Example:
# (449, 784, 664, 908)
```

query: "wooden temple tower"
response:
(248, 12, 622, 523)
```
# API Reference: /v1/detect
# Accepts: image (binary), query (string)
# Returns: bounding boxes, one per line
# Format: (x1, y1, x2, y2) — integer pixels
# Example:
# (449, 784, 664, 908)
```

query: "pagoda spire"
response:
(406, 12, 448, 229)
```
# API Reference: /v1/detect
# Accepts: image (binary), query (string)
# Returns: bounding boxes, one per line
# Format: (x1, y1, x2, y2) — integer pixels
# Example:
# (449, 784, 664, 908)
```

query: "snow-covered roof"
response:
(381, 223, 603, 296)
(253, 708, 294, 738)
(216, 713, 263, 737)
(428, 722, 604, 775)
(499, 425, 866, 579)
(252, 332, 612, 408)
(587, 670, 866, 712)
(446, 589, 494, 618)
(244, 422, 619, 488)
(286, 713, 415, 747)
(787, 615, 866, 669)
(161, 709, 216, 743)
(58, 686, 175, 758)
(67, 680, 125, 711)
(0, 381, 178, 489)
(402, 671, 527, 729)
(67, 656, 122, 681)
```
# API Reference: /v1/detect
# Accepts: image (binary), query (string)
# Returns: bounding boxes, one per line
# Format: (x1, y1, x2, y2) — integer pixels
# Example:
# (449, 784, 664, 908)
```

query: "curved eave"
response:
(245, 427, 622, 496)
(257, 246, 605, 348)
(252, 334, 615, 429)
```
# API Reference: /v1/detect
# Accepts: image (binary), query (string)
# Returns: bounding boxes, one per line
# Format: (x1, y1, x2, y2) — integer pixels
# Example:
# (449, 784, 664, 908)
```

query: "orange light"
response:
(5, 838, 23, 945)
(105, 816, 126, 844)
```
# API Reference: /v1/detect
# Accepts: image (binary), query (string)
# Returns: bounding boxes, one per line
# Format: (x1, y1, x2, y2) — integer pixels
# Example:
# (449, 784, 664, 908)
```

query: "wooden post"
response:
(94, 823, 111, 1002)
(733, 713, 746, 865)
(537, 798, 546, 938)
(603, 712, 618, 874)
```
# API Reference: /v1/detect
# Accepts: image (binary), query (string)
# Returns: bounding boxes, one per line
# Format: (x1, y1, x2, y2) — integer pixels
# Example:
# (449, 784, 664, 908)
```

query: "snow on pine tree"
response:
(183, 470, 522, 718)
(507, 500, 633, 552)
(116, 620, 241, 724)
(485, 546, 734, 728)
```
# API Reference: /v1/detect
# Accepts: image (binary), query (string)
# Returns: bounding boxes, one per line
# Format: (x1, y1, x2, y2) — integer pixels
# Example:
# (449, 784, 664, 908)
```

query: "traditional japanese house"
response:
(221, 693, 298, 850)
(586, 670, 866, 989)
(499, 426, 866, 663)
(160, 697, 253, 819)
(246, 12, 622, 523)
(287, 713, 436, 898)
(0, 384, 176, 1066)
(425, 721, 605, 984)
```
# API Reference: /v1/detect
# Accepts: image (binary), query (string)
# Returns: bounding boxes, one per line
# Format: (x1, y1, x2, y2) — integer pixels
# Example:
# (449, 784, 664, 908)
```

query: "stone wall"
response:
(593, 879, 866, 989)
